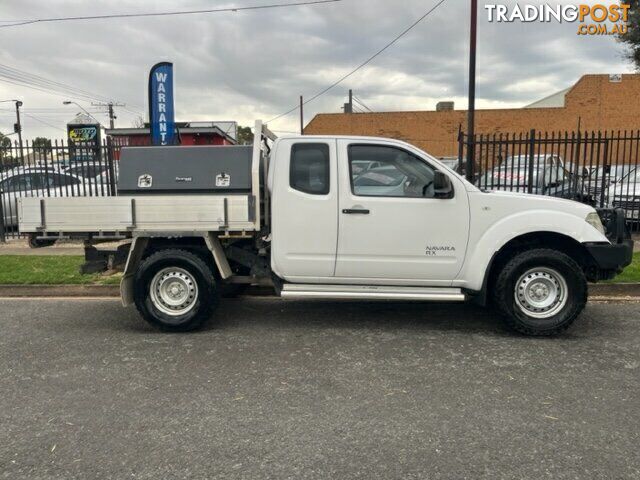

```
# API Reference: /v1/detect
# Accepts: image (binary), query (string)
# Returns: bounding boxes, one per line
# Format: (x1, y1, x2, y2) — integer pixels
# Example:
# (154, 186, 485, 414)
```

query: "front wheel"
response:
(493, 248, 587, 336)
(133, 249, 219, 331)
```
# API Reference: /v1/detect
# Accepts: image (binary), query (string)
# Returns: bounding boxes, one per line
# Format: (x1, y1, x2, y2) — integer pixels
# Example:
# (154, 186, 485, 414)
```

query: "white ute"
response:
(19, 121, 633, 336)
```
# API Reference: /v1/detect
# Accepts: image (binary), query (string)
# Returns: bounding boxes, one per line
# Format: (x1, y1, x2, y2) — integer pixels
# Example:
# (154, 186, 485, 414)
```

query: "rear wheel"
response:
(493, 248, 587, 336)
(134, 249, 218, 331)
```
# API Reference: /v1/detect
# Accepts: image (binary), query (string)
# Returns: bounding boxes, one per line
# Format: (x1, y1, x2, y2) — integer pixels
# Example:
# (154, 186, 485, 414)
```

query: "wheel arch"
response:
(469, 231, 593, 306)
(120, 235, 232, 306)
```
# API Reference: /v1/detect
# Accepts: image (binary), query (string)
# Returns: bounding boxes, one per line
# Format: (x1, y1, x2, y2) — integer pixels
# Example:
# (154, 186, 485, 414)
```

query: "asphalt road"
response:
(1, 298, 639, 480)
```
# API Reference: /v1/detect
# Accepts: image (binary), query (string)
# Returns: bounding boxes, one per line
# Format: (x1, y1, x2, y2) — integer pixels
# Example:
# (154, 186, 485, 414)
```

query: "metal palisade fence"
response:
(458, 129, 640, 231)
(0, 139, 121, 241)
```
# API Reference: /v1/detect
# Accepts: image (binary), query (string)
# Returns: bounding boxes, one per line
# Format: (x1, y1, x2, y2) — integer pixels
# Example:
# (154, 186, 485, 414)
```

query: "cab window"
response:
(290, 143, 330, 195)
(349, 145, 438, 198)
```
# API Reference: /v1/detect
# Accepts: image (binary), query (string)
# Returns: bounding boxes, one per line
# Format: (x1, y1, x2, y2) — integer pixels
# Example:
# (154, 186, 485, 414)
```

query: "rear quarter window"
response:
(290, 143, 330, 195)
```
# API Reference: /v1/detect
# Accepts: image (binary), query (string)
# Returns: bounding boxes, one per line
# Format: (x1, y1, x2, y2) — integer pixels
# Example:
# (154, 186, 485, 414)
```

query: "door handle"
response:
(342, 208, 370, 214)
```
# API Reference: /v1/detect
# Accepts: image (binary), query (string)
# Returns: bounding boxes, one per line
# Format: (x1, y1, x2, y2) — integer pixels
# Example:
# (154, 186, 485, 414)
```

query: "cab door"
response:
(270, 138, 338, 280)
(335, 140, 470, 285)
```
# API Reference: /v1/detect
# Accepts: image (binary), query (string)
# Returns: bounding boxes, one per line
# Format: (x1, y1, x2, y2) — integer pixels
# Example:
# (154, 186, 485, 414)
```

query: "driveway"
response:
(1, 298, 639, 479)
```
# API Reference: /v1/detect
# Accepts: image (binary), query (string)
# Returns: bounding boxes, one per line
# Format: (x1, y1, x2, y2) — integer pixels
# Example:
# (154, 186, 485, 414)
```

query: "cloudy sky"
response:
(0, 0, 635, 140)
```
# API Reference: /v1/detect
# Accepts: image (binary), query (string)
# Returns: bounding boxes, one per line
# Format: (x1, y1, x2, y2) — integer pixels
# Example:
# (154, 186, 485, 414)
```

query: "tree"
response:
(619, 0, 640, 69)
(0, 132, 10, 148)
(132, 115, 146, 128)
(236, 125, 254, 145)
(32, 136, 52, 153)
(0, 132, 11, 162)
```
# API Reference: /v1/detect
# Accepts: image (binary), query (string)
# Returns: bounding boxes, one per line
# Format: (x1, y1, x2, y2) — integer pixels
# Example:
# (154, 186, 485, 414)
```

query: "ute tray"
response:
(18, 194, 255, 236)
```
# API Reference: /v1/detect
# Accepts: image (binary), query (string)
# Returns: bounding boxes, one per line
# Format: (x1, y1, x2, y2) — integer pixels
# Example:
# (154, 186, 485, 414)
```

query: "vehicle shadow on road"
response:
(105, 297, 599, 339)
(208, 298, 512, 336)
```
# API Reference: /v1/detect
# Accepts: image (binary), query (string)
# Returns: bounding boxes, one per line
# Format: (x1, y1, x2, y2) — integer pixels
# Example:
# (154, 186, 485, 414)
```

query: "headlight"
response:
(586, 212, 606, 236)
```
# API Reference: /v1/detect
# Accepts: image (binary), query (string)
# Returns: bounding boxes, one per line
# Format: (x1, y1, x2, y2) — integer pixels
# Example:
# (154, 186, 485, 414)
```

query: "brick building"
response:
(304, 74, 640, 157)
(106, 121, 236, 152)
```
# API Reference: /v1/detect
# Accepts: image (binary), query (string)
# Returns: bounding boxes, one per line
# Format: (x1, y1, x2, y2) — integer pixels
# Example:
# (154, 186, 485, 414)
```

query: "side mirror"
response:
(433, 170, 453, 199)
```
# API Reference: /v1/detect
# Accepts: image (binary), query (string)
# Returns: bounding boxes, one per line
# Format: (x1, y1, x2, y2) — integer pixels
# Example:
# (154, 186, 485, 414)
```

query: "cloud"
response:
(0, 0, 634, 139)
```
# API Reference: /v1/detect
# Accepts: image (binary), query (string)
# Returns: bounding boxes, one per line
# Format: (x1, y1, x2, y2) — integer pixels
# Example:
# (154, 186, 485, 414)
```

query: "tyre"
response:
(133, 249, 219, 331)
(493, 248, 587, 336)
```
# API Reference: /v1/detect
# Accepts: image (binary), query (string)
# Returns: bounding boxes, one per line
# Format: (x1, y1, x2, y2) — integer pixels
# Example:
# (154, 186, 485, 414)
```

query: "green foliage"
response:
(0, 132, 12, 161)
(619, 0, 640, 69)
(236, 125, 254, 145)
(32, 136, 52, 152)
(0, 132, 11, 148)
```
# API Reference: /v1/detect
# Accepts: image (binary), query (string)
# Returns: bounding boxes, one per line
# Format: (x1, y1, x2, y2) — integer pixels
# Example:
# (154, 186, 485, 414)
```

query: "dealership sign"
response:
(148, 62, 176, 146)
(67, 123, 101, 162)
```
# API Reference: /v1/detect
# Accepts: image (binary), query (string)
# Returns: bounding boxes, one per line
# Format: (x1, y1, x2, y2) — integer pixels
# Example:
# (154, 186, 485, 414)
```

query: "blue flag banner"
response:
(148, 62, 176, 146)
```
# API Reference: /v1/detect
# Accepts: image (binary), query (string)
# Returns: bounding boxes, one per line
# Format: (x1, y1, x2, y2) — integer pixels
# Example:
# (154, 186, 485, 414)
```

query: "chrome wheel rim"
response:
(514, 267, 568, 319)
(150, 267, 198, 316)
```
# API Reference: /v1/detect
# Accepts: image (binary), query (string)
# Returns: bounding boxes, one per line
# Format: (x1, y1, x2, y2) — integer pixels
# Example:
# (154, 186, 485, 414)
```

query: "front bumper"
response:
(584, 208, 634, 280)
(585, 240, 633, 271)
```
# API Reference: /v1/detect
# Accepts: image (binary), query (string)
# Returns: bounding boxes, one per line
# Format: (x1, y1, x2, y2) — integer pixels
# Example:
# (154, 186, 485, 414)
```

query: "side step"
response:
(281, 284, 465, 302)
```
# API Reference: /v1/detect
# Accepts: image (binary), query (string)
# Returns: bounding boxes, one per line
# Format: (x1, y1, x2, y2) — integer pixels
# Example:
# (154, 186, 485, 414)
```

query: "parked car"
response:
(0, 170, 87, 227)
(439, 156, 482, 182)
(350, 159, 382, 177)
(610, 169, 640, 222)
(586, 165, 636, 202)
(352, 165, 407, 196)
(478, 154, 593, 204)
(64, 162, 111, 183)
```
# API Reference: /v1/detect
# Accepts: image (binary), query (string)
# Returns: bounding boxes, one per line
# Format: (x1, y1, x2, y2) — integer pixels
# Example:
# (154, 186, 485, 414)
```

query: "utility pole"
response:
(92, 101, 125, 129)
(299, 96, 304, 135)
(15, 100, 23, 163)
(343, 89, 353, 114)
(466, 0, 478, 182)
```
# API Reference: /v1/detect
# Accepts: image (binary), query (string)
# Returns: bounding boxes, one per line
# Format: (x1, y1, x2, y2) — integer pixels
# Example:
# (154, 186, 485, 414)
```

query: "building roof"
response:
(106, 122, 236, 144)
(67, 112, 100, 125)
(524, 87, 571, 109)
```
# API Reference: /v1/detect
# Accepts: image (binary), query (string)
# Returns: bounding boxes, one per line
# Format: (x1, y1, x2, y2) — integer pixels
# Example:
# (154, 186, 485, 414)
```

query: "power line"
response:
(0, 63, 145, 115)
(22, 113, 67, 132)
(353, 95, 373, 112)
(0, 75, 144, 117)
(0, 63, 115, 104)
(267, 0, 447, 123)
(0, 0, 342, 29)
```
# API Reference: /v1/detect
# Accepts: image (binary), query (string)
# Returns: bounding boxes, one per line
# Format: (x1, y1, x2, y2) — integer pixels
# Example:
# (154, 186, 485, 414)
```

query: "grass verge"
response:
(0, 256, 121, 285)
(0, 252, 637, 286)
(603, 251, 640, 283)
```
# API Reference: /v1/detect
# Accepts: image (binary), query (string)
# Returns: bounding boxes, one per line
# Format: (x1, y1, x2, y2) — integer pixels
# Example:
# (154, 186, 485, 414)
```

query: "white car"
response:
(0, 170, 87, 227)
(610, 169, 640, 221)
(64, 162, 110, 182)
